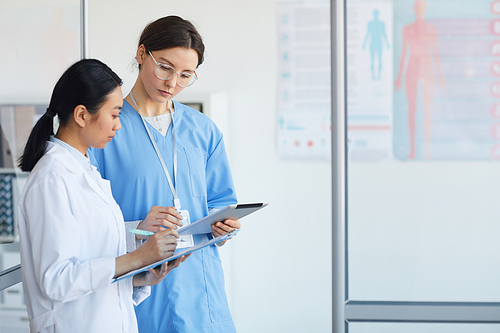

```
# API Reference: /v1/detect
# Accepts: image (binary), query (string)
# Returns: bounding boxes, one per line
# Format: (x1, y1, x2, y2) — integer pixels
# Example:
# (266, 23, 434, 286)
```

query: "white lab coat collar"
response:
(44, 142, 120, 216)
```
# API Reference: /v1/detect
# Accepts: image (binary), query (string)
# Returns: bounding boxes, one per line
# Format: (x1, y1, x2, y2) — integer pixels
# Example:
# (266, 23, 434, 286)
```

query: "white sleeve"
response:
(125, 220, 142, 253)
(125, 220, 151, 304)
(21, 176, 115, 303)
(132, 286, 151, 305)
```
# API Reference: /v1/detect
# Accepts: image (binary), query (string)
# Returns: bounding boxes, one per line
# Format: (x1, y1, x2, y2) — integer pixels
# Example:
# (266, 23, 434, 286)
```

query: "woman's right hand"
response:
(114, 227, 179, 279)
(136, 206, 183, 238)
(136, 228, 179, 265)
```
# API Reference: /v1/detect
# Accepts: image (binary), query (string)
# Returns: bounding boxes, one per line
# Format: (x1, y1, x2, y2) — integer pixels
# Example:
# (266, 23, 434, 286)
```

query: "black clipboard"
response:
(178, 202, 268, 236)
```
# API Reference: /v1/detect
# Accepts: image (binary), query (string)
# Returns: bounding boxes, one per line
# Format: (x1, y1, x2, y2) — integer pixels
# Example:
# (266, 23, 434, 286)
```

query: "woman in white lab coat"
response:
(17, 59, 182, 333)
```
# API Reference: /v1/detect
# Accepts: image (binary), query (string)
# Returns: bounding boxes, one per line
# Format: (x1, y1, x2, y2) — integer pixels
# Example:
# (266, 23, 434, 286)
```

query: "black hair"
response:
(18, 59, 122, 172)
(138, 15, 205, 68)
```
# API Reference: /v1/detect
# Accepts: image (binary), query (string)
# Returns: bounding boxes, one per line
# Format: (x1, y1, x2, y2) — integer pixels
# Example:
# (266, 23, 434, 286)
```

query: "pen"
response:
(128, 228, 154, 237)
(128, 228, 186, 242)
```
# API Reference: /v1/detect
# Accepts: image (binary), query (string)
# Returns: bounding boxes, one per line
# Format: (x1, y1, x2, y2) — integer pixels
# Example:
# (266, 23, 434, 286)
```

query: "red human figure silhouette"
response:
(395, 0, 445, 159)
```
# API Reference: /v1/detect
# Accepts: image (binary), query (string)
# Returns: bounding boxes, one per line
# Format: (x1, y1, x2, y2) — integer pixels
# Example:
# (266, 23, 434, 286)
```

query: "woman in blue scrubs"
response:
(90, 16, 240, 333)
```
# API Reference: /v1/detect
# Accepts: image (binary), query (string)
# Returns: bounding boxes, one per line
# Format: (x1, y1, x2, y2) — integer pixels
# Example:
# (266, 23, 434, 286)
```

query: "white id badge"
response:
(177, 210, 194, 249)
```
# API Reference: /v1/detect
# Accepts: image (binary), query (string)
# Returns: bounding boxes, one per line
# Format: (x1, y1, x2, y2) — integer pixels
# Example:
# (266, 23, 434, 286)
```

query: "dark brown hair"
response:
(138, 15, 205, 68)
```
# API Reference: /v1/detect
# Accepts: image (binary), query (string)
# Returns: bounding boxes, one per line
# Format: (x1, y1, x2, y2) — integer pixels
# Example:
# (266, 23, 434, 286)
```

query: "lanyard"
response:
(130, 91, 182, 212)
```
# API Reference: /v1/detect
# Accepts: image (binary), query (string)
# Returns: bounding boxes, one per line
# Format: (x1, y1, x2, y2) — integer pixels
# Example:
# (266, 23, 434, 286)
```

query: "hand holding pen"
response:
(128, 227, 191, 286)
(132, 228, 179, 265)
(129, 228, 187, 243)
(116, 226, 180, 286)
(135, 205, 184, 239)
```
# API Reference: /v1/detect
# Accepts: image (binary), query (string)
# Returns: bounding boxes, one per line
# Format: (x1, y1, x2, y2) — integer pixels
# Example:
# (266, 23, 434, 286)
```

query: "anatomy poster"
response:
(278, 0, 500, 161)
(393, 0, 500, 160)
(347, 0, 394, 162)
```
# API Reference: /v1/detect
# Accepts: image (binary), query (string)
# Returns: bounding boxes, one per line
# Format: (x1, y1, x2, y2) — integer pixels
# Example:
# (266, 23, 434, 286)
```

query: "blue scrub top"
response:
(90, 100, 237, 333)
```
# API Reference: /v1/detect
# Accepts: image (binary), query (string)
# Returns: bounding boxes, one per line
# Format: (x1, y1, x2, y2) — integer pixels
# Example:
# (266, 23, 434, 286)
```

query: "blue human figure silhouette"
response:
(363, 9, 390, 80)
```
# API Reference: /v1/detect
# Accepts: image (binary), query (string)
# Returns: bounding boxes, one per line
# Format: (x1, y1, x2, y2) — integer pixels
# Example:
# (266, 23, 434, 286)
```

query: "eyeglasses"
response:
(148, 51, 198, 87)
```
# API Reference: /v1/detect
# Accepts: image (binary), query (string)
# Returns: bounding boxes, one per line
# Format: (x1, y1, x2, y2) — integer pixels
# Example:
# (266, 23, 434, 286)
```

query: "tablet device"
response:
(178, 202, 268, 236)
(113, 230, 237, 282)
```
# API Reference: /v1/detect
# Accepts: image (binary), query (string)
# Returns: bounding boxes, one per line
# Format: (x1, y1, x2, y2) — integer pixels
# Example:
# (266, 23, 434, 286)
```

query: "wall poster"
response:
(277, 2, 331, 160)
(393, 0, 500, 161)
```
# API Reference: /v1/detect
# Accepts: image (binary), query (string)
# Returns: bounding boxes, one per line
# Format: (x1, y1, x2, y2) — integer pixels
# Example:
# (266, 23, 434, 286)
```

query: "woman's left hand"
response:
(134, 254, 191, 286)
(211, 218, 240, 245)
(135, 263, 169, 286)
(166, 254, 191, 273)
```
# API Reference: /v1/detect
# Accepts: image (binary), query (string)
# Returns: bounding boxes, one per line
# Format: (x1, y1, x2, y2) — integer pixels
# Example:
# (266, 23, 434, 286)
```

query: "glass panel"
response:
(0, 1, 81, 104)
(349, 323, 500, 333)
(0, 1, 81, 330)
(347, 0, 500, 302)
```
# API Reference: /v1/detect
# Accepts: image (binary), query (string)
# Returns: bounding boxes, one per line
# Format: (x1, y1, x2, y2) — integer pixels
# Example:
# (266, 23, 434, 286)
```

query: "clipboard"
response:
(113, 230, 237, 282)
(178, 202, 268, 236)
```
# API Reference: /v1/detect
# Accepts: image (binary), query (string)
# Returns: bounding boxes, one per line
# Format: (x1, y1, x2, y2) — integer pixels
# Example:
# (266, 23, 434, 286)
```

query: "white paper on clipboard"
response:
(113, 230, 237, 282)
(178, 202, 268, 236)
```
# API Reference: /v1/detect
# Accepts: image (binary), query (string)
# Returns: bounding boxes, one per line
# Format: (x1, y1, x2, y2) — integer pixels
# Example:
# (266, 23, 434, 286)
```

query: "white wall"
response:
(88, 1, 332, 332)
(348, 162, 500, 303)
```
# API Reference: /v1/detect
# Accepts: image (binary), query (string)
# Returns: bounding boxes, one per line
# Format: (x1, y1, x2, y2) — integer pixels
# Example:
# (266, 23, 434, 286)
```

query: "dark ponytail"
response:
(18, 59, 122, 172)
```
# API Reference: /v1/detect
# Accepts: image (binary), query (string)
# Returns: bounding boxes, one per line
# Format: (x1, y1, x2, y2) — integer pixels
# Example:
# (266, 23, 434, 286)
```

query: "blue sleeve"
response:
(206, 135, 237, 209)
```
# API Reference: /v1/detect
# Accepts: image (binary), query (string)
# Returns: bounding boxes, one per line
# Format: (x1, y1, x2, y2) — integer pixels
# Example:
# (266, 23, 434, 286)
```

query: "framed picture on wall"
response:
(184, 102, 204, 113)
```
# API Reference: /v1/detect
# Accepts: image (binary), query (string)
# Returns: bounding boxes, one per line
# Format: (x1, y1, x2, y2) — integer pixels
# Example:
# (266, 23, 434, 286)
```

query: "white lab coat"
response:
(18, 142, 147, 333)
